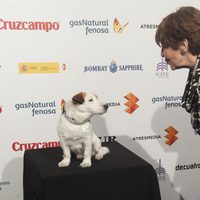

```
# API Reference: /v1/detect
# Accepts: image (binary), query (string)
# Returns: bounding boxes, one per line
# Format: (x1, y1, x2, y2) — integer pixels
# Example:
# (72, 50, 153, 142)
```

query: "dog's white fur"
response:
(57, 92, 109, 168)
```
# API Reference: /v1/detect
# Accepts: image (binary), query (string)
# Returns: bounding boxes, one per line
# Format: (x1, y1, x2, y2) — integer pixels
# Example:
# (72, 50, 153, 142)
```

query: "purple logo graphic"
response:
(156, 57, 168, 78)
(157, 57, 168, 71)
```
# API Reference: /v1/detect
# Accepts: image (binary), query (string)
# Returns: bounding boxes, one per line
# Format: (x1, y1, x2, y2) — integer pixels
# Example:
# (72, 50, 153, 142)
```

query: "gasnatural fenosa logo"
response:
(69, 19, 109, 35)
(152, 95, 182, 109)
(68, 18, 128, 35)
(15, 101, 57, 117)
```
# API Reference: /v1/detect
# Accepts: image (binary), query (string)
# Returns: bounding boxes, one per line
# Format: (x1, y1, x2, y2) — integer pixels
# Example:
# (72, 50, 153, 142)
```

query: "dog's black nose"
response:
(104, 104, 108, 110)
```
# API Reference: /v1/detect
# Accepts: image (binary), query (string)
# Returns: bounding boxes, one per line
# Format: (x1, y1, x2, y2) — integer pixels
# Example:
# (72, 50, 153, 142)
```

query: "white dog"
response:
(57, 92, 109, 168)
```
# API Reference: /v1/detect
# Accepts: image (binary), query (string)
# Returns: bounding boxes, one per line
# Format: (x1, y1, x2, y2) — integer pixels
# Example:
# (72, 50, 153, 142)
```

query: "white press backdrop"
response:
(0, 0, 200, 200)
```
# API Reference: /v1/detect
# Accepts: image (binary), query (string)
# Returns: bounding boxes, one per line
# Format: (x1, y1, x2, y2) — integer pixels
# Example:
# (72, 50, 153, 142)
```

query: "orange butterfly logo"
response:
(113, 18, 129, 33)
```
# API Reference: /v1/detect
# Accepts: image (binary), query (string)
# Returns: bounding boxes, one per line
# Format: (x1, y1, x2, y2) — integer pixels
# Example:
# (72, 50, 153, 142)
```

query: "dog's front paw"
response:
(80, 158, 91, 168)
(95, 153, 104, 160)
(95, 147, 109, 160)
(58, 158, 70, 167)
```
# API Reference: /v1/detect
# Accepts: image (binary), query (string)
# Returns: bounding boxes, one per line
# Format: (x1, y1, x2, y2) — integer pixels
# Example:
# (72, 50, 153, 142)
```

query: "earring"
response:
(180, 49, 186, 55)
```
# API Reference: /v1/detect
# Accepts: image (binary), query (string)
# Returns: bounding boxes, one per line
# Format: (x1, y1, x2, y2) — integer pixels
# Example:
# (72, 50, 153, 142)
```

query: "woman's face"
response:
(161, 47, 186, 70)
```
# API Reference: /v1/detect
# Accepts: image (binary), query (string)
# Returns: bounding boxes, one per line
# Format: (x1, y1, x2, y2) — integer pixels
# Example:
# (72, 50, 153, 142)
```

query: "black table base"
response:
(23, 141, 161, 200)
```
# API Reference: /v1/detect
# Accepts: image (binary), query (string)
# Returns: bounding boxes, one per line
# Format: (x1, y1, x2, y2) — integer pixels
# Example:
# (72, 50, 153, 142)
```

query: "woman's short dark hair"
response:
(155, 6, 200, 55)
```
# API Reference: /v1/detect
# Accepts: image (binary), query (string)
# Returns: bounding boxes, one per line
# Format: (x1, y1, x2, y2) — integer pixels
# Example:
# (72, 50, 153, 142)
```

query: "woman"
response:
(155, 6, 200, 134)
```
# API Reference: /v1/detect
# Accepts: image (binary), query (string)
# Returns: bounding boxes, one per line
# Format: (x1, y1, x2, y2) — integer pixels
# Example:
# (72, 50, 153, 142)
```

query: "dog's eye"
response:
(89, 99, 93, 102)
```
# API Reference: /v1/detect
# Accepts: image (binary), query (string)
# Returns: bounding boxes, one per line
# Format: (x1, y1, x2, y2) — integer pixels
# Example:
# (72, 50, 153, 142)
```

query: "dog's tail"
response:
(95, 147, 109, 160)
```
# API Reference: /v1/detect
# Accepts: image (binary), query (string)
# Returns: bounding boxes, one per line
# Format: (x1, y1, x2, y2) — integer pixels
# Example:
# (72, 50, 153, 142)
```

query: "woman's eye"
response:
(89, 99, 93, 102)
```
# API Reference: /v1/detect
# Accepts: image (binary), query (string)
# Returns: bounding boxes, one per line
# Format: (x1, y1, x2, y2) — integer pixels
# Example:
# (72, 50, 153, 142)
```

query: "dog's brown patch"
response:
(72, 92, 86, 105)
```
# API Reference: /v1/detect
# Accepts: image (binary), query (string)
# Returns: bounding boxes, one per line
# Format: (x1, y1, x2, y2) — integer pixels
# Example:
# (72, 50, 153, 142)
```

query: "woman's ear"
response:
(179, 39, 189, 55)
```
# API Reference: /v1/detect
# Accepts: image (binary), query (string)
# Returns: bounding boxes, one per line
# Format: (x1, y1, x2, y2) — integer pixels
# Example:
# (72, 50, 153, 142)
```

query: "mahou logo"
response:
(0, 18, 60, 32)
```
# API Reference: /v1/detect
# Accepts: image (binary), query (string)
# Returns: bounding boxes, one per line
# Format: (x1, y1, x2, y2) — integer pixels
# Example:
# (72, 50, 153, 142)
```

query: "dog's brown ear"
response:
(72, 92, 86, 105)
(61, 99, 66, 114)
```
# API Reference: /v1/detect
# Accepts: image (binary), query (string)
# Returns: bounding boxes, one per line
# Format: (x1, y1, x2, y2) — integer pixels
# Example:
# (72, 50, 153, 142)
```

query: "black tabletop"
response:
(23, 141, 161, 200)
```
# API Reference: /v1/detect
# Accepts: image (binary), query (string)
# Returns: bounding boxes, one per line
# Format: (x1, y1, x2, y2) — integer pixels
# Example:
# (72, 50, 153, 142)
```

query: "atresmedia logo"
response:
(124, 93, 139, 114)
(164, 126, 179, 145)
